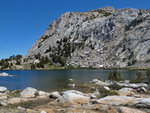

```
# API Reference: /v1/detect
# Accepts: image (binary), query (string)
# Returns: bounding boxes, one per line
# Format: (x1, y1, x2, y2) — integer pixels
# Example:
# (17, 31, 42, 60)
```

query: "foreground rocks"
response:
(0, 79, 150, 113)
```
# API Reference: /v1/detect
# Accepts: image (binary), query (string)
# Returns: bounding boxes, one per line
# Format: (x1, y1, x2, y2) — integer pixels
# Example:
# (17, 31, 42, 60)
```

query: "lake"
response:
(0, 69, 145, 91)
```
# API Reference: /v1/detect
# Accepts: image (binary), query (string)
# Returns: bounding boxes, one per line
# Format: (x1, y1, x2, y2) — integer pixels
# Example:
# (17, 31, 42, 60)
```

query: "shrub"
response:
(31, 64, 36, 70)
(109, 83, 123, 90)
(130, 71, 144, 83)
(99, 89, 119, 97)
(108, 71, 122, 82)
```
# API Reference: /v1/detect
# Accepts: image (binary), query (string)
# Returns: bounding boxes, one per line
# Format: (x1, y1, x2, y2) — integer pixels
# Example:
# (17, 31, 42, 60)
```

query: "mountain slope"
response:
(24, 7, 150, 69)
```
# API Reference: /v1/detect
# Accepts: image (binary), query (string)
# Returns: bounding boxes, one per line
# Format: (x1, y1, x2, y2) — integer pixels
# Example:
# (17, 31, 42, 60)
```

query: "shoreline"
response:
(0, 79, 150, 113)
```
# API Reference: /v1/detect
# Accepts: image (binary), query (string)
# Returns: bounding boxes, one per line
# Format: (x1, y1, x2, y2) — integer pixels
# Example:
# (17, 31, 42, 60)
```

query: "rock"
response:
(50, 91, 60, 98)
(104, 86, 110, 90)
(91, 79, 111, 86)
(40, 111, 47, 113)
(68, 84, 76, 88)
(0, 86, 7, 93)
(20, 87, 37, 98)
(0, 95, 7, 100)
(39, 109, 55, 113)
(38, 91, 47, 96)
(69, 78, 74, 82)
(90, 90, 100, 99)
(137, 87, 147, 92)
(26, 109, 37, 113)
(17, 106, 26, 110)
(0, 72, 14, 77)
(56, 90, 90, 106)
(135, 98, 150, 108)
(119, 88, 133, 92)
(119, 106, 146, 113)
(7, 98, 22, 105)
(0, 100, 8, 106)
(96, 96, 139, 106)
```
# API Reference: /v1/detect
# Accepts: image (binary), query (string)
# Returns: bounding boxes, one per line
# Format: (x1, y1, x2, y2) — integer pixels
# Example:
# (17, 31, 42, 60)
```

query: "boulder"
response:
(0, 72, 14, 77)
(119, 106, 146, 113)
(69, 78, 74, 82)
(7, 98, 22, 104)
(119, 88, 133, 92)
(90, 90, 100, 99)
(49, 91, 60, 99)
(91, 79, 111, 86)
(68, 84, 76, 88)
(96, 96, 139, 106)
(0, 86, 7, 93)
(38, 91, 48, 96)
(104, 86, 110, 91)
(135, 98, 150, 108)
(20, 87, 37, 98)
(137, 87, 147, 92)
(56, 90, 90, 106)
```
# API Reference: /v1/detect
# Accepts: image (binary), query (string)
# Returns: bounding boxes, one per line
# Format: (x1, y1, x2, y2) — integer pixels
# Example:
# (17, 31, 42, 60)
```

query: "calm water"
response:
(0, 69, 145, 91)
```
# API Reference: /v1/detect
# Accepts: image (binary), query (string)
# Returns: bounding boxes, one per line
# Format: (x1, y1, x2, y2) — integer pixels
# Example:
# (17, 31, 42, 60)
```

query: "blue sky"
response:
(0, 0, 150, 59)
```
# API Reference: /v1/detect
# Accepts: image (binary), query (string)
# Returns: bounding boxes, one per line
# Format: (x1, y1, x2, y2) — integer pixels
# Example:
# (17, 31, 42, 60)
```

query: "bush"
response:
(109, 83, 123, 90)
(108, 71, 122, 82)
(37, 61, 44, 68)
(99, 89, 118, 97)
(130, 71, 144, 83)
(31, 64, 36, 70)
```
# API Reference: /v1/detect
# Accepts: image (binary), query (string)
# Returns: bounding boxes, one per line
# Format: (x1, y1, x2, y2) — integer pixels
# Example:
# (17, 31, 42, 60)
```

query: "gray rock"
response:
(90, 90, 100, 99)
(56, 90, 90, 105)
(23, 7, 150, 69)
(135, 98, 150, 108)
(0, 86, 7, 93)
(20, 87, 37, 98)
(49, 91, 60, 98)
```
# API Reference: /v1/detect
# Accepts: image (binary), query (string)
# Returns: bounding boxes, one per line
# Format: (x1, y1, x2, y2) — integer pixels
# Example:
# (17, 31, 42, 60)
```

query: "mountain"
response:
(24, 6, 150, 69)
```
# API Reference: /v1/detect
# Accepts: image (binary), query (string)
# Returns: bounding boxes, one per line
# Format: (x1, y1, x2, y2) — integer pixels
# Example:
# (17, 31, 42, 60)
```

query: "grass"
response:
(7, 90, 22, 97)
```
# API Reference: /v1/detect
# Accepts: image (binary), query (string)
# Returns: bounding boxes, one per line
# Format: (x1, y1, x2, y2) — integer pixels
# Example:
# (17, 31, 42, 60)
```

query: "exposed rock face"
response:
(24, 6, 150, 69)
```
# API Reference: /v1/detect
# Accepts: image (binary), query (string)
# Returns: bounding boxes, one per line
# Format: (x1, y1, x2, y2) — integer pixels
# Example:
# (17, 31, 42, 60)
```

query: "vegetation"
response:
(109, 83, 124, 90)
(108, 71, 122, 81)
(146, 69, 150, 88)
(99, 88, 118, 97)
(130, 71, 145, 83)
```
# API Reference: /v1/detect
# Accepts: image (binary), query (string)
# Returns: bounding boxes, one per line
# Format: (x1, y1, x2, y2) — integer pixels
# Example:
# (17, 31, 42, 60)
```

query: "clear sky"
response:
(0, 0, 150, 60)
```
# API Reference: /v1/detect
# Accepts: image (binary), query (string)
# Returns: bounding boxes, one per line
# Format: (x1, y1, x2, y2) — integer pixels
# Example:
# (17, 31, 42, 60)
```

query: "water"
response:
(0, 69, 145, 91)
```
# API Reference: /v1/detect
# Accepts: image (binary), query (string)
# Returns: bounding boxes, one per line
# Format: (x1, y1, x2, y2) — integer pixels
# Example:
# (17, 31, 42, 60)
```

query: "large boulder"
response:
(0, 86, 7, 93)
(20, 87, 37, 98)
(96, 96, 139, 106)
(91, 79, 111, 86)
(56, 90, 90, 106)
(135, 98, 150, 108)
(90, 90, 100, 99)
(50, 91, 60, 99)
(119, 106, 146, 113)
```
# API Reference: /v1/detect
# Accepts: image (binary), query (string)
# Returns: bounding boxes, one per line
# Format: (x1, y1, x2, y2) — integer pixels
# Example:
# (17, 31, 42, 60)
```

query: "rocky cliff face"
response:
(24, 7, 150, 69)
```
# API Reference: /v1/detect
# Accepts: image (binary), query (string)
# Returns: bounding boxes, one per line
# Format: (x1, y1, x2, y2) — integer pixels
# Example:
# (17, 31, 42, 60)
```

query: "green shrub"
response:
(130, 71, 144, 83)
(108, 71, 122, 82)
(31, 64, 36, 70)
(109, 83, 123, 90)
(99, 89, 119, 97)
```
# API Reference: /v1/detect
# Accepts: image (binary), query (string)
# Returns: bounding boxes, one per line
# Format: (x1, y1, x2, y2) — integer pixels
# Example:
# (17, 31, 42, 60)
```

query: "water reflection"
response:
(0, 69, 145, 91)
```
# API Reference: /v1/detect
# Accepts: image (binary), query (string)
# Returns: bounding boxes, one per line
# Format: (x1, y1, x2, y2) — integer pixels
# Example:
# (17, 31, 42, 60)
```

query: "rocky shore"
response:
(0, 79, 150, 113)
